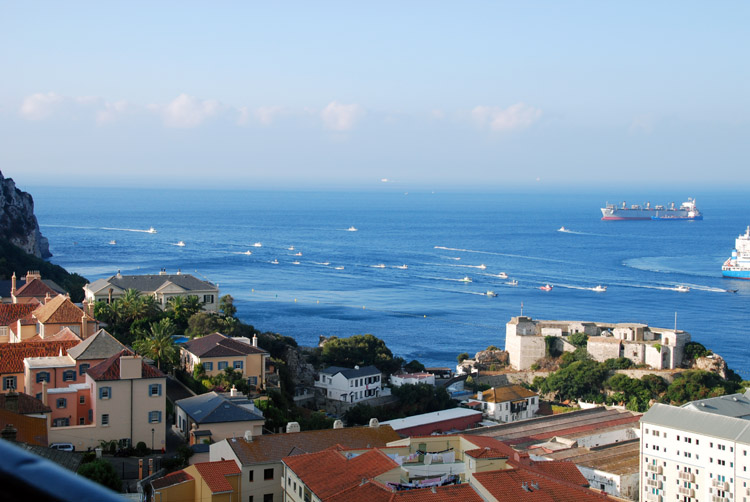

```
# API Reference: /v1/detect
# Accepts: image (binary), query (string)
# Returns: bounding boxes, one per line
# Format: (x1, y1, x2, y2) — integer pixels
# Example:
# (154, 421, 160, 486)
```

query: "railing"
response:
(646, 479, 662, 489)
(646, 464, 663, 474)
(711, 496, 728, 502)
(677, 487, 694, 497)
(678, 471, 695, 482)
(645, 492, 662, 502)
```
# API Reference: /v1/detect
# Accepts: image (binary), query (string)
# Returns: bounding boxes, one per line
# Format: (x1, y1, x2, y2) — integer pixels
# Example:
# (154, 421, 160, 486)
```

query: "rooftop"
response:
(480, 385, 537, 403)
(86, 350, 164, 381)
(0, 340, 80, 374)
(32, 295, 90, 324)
(0, 303, 37, 326)
(680, 390, 750, 418)
(642, 402, 750, 443)
(0, 392, 51, 414)
(381, 408, 482, 432)
(193, 459, 240, 494)
(319, 365, 381, 379)
(151, 470, 194, 491)
(87, 273, 217, 295)
(27, 327, 82, 343)
(14, 278, 62, 299)
(67, 328, 128, 361)
(176, 391, 264, 424)
(542, 439, 641, 475)
(182, 332, 267, 358)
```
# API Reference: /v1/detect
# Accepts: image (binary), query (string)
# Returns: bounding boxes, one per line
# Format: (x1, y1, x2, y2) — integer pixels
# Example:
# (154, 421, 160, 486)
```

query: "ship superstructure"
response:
(601, 198, 702, 220)
(722, 226, 750, 279)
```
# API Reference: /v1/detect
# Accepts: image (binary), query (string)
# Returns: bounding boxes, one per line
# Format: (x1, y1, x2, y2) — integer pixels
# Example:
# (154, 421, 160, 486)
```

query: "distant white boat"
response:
(176, 241, 186, 247)
(242, 250, 252, 256)
(252, 242, 262, 247)
(288, 246, 295, 250)
(373, 264, 386, 268)
(540, 284, 553, 291)
(592, 285, 607, 292)
(674, 285, 690, 293)
(485, 290, 497, 297)
(321, 261, 330, 266)
(495, 272, 508, 279)
(478, 264, 487, 270)
(271, 259, 279, 264)
(507, 279, 518, 286)
(347, 226, 358, 232)
(460, 276, 472, 283)
(558, 226, 568, 232)
(146, 227, 157, 234)
(395, 264, 408, 270)
(294, 252, 302, 256)
(334, 266, 344, 270)
(292, 260, 300, 265)
(109, 240, 116, 245)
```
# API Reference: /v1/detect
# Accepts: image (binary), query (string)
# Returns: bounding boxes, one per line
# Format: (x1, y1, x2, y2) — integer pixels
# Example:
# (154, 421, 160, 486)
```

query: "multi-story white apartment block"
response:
(640, 391, 750, 502)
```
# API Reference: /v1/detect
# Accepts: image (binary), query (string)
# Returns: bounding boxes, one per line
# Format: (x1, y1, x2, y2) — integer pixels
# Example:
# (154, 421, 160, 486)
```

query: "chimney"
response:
(4, 391, 19, 413)
(286, 422, 301, 433)
(369, 418, 379, 428)
(177, 269, 181, 275)
(116, 270, 122, 279)
(41, 381, 48, 406)
(11, 273, 16, 295)
(230, 385, 238, 397)
(26, 270, 41, 283)
(159, 268, 167, 276)
(252, 335, 258, 347)
(1, 424, 17, 442)
(44, 292, 51, 304)
(243, 430, 253, 442)
(333, 420, 344, 429)
(431, 486, 437, 494)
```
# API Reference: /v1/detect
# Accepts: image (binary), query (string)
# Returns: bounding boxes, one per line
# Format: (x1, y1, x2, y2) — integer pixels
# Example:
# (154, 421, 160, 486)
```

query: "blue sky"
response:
(2, 1, 748, 190)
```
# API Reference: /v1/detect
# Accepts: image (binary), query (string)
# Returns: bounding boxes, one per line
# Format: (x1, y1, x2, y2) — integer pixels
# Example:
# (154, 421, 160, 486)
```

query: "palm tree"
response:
(133, 318, 178, 371)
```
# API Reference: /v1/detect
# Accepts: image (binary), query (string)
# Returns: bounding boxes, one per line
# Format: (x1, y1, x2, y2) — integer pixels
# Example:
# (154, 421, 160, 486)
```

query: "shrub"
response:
(135, 441, 149, 457)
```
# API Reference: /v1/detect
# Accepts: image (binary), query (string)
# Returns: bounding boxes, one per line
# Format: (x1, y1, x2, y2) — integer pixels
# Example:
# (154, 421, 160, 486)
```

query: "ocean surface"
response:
(30, 187, 750, 377)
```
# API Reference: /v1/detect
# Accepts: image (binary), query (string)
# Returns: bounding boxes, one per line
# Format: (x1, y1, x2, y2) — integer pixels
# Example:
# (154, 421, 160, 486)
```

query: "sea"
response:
(30, 187, 750, 377)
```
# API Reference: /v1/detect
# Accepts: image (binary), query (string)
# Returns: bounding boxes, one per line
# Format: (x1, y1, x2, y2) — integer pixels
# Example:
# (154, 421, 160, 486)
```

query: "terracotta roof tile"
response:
(527, 461, 589, 487)
(465, 447, 510, 459)
(151, 470, 194, 490)
(0, 408, 48, 446)
(226, 424, 401, 465)
(182, 332, 267, 358)
(0, 340, 80, 374)
(193, 460, 240, 493)
(28, 327, 82, 343)
(481, 385, 537, 403)
(86, 350, 163, 381)
(391, 484, 484, 502)
(14, 278, 59, 299)
(0, 304, 36, 326)
(473, 466, 613, 502)
(32, 295, 91, 324)
(0, 392, 52, 414)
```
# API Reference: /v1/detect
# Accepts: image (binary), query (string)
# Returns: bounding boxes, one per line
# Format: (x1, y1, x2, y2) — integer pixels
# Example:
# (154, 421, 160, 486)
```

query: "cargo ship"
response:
(600, 198, 702, 221)
(722, 226, 750, 279)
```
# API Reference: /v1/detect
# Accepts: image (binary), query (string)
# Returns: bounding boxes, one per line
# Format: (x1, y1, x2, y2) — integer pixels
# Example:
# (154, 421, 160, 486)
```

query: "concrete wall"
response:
(577, 465, 639, 501)
(210, 440, 280, 502)
(505, 330, 546, 370)
(586, 338, 621, 362)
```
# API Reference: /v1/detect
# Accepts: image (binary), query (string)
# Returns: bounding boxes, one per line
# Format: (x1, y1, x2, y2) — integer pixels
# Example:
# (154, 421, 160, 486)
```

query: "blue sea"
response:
(30, 188, 750, 377)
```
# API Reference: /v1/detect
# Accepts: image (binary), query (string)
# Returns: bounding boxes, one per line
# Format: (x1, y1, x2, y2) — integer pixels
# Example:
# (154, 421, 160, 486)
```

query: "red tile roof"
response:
(28, 327, 82, 342)
(528, 461, 589, 486)
(0, 304, 37, 326)
(327, 480, 484, 502)
(0, 340, 81, 374)
(0, 392, 52, 414)
(32, 295, 91, 324)
(465, 447, 510, 459)
(86, 350, 163, 381)
(182, 332, 267, 358)
(473, 466, 613, 502)
(14, 278, 59, 299)
(151, 470, 194, 490)
(284, 447, 398, 500)
(193, 460, 240, 493)
(481, 385, 537, 403)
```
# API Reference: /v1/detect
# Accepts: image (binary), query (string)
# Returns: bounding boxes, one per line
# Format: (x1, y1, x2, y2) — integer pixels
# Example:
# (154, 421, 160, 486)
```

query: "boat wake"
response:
(622, 257, 718, 278)
(434, 245, 582, 265)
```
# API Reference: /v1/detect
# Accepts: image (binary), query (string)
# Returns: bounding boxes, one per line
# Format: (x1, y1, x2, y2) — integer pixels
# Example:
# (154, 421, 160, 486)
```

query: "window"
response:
(248, 376, 258, 385)
(79, 363, 90, 376)
(203, 362, 213, 371)
(263, 494, 273, 502)
(264, 468, 273, 480)
(249, 497, 253, 502)
(234, 360, 244, 369)
(52, 418, 69, 427)
(248, 470, 254, 482)
(101, 414, 110, 426)
(99, 386, 111, 399)
(63, 370, 76, 382)
(79, 395, 85, 404)
(56, 398, 67, 409)
(149, 384, 162, 397)
(79, 418, 85, 425)
(218, 361, 228, 370)
(148, 411, 162, 423)
(203, 294, 214, 304)
(36, 371, 50, 383)
(2, 376, 16, 391)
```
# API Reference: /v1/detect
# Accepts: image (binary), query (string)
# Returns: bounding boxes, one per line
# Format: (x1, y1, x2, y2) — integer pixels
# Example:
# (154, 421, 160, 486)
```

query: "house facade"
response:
(181, 333, 268, 389)
(315, 365, 383, 403)
(83, 270, 220, 312)
(0, 303, 36, 344)
(390, 372, 436, 387)
(175, 390, 264, 445)
(476, 385, 539, 423)
(9, 294, 97, 343)
(151, 460, 241, 502)
(9, 271, 64, 305)
(0, 340, 80, 394)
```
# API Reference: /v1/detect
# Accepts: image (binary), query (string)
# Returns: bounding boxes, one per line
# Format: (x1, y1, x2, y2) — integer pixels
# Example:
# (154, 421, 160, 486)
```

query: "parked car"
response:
(49, 443, 75, 452)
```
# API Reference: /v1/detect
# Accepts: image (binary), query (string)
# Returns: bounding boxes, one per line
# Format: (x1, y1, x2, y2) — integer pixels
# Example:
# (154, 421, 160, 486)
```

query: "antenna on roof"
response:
(520, 302, 524, 316)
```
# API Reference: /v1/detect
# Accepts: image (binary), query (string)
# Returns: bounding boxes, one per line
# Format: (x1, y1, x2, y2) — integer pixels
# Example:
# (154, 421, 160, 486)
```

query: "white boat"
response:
(592, 285, 607, 292)
(485, 290, 497, 297)
(334, 266, 345, 270)
(288, 246, 295, 251)
(294, 252, 302, 256)
(292, 260, 300, 265)
(176, 241, 186, 247)
(540, 284, 553, 291)
(674, 285, 690, 293)
(478, 264, 487, 270)
(321, 261, 330, 266)
(271, 259, 279, 264)
(495, 272, 508, 279)
(507, 279, 518, 286)
(395, 264, 408, 270)
(374, 264, 386, 268)
(460, 276, 472, 283)
(109, 240, 116, 245)
(558, 226, 568, 232)
(242, 250, 252, 256)
(252, 242, 262, 247)
(347, 226, 358, 232)
(146, 227, 157, 234)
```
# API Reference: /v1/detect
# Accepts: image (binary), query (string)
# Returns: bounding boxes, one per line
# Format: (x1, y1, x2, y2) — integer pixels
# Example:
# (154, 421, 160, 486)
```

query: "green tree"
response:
(186, 312, 224, 338)
(684, 342, 711, 360)
(404, 359, 426, 373)
(568, 332, 588, 348)
(540, 359, 607, 402)
(133, 318, 178, 370)
(78, 459, 122, 492)
(457, 352, 469, 363)
(321, 334, 403, 375)
(219, 294, 238, 318)
(167, 295, 203, 330)
(665, 370, 740, 405)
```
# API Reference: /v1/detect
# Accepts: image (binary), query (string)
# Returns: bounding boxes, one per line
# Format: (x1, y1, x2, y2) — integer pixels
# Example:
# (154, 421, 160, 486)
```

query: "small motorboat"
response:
(271, 259, 279, 264)
(321, 261, 330, 266)
(176, 241, 186, 247)
(478, 264, 487, 270)
(592, 285, 607, 292)
(507, 279, 518, 286)
(109, 240, 117, 245)
(252, 242, 262, 247)
(334, 266, 344, 270)
(294, 252, 302, 256)
(558, 226, 568, 232)
(486, 290, 497, 297)
(395, 264, 408, 270)
(374, 264, 386, 268)
(242, 250, 252, 256)
(674, 285, 690, 293)
(292, 260, 300, 265)
(540, 284, 553, 291)
(460, 276, 472, 283)
(288, 246, 295, 251)
(496, 272, 508, 279)
(147, 227, 157, 234)
(347, 226, 358, 232)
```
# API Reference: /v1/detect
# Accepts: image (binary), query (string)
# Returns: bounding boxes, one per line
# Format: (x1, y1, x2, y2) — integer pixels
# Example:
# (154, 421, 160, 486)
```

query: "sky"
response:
(1, 1, 748, 190)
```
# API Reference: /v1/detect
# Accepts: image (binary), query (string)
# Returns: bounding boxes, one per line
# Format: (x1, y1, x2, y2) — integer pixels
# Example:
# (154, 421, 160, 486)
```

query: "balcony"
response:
(711, 496, 729, 502)
(678, 471, 695, 482)
(646, 479, 663, 489)
(646, 464, 663, 474)
(645, 492, 662, 502)
(711, 479, 730, 491)
(678, 487, 695, 497)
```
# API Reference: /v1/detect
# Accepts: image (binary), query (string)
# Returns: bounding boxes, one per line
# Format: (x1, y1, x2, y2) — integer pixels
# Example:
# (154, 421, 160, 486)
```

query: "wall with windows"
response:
(209, 441, 281, 502)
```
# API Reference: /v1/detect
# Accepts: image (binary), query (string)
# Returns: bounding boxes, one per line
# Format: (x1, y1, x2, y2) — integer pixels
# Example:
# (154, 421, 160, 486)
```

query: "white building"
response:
(390, 372, 435, 387)
(475, 384, 539, 423)
(315, 365, 382, 403)
(640, 390, 750, 502)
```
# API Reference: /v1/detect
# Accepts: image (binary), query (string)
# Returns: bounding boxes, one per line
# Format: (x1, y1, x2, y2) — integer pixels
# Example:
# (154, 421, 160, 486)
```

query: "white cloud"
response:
(159, 94, 220, 128)
(19, 92, 63, 120)
(255, 106, 285, 125)
(96, 100, 130, 124)
(321, 101, 364, 131)
(471, 103, 542, 132)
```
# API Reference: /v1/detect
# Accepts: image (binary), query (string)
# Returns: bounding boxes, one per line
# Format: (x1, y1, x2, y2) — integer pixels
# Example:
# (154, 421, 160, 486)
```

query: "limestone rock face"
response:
(691, 354, 728, 379)
(0, 170, 51, 258)
(474, 349, 509, 367)
(286, 345, 317, 387)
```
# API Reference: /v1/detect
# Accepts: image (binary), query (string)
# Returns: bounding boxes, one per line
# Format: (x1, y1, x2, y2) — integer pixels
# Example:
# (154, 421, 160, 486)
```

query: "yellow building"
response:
(151, 459, 241, 502)
(181, 333, 268, 389)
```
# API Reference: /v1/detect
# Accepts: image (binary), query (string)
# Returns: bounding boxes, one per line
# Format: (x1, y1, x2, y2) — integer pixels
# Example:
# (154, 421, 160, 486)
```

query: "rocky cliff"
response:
(0, 170, 51, 258)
